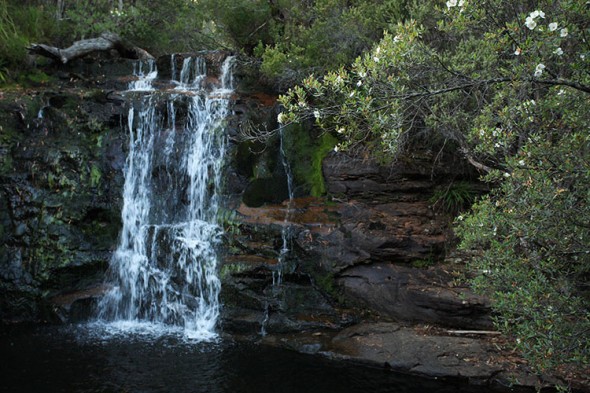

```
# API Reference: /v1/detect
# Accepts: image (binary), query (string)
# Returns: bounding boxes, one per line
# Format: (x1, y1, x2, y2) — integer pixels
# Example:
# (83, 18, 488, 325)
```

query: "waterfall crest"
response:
(97, 55, 234, 340)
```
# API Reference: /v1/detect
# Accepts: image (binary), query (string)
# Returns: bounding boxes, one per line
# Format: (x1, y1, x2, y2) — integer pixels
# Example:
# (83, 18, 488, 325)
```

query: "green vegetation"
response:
(0, 0, 409, 85)
(282, 124, 337, 196)
(430, 181, 477, 214)
(280, 0, 590, 378)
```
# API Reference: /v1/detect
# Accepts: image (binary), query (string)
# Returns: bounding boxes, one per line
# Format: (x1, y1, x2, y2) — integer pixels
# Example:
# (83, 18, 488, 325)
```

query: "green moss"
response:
(312, 270, 345, 304)
(282, 124, 337, 197)
(17, 70, 53, 87)
(90, 165, 101, 188)
(219, 262, 249, 280)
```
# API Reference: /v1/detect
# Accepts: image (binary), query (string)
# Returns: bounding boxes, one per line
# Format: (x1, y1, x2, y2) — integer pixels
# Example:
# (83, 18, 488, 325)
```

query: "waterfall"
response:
(274, 127, 295, 286)
(128, 59, 157, 91)
(97, 55, 234, 340)
(176, 56, 207, 90)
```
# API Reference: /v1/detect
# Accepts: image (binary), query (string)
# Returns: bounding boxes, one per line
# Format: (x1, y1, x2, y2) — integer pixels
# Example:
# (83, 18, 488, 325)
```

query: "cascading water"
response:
(273, 126, 295, 286)
(176, 56, 207, 90)
(128, 59, 157, 91)
(97, 55, 234, 340)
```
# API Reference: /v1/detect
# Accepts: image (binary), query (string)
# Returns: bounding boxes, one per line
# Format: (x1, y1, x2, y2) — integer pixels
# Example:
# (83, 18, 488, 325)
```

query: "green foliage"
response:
(217, 208, 242, 236)
(0, 1, 40, 76)
(0, 0, 214, 81)
(281, 0, 590, 377)
(430, 181, 476, 214)
(456, 131, 590, 372)
(62, 0, 210, 55)
(202, 0, 274, 52)
(248, 0, 411, 84)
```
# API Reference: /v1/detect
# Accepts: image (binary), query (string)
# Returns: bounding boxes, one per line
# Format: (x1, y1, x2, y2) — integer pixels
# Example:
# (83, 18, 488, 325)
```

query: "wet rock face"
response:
(221, 144, 487, 331)
(0, 83, 127, 322)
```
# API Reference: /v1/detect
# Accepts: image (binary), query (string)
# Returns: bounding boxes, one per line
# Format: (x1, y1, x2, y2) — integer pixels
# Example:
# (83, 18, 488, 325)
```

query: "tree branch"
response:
(27, 32, 154, 64)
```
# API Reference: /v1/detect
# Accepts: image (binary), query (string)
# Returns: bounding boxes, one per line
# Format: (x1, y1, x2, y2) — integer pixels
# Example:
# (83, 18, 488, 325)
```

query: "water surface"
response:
(0, 325, 510, 393)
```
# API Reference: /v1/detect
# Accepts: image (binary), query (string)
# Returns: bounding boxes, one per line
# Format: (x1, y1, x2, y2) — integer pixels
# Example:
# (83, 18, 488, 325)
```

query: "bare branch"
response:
(28, 32, 154, 64)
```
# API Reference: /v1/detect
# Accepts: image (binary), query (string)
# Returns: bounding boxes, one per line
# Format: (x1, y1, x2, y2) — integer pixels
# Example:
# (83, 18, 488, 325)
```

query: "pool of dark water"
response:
(0, 324, 513, 393)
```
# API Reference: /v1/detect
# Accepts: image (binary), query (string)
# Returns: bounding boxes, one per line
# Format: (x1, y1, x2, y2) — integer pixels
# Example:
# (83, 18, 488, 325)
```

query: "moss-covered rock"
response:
(281, 123, 337, 197)
(0, 85, 126, 322)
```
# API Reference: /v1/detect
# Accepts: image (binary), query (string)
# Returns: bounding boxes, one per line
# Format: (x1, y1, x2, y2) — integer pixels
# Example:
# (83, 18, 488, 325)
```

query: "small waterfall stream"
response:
(97, 55, 234, 340)
(274, 126, 295, 286)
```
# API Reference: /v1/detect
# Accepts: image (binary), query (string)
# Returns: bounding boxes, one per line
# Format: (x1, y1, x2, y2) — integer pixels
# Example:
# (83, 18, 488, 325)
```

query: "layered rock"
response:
(220, 145, 489, 332)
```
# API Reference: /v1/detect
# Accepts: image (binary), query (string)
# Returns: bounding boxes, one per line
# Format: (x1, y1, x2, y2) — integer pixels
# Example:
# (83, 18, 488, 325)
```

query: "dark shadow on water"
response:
(0, 324, 512, 393)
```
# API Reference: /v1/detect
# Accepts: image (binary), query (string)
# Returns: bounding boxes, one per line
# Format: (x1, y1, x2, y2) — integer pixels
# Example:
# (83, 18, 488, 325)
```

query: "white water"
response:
(176, 56, 207, 90)
(98, 56, 234, 341)
(128, 59, 158, 91)
(273, 127, 295, 286)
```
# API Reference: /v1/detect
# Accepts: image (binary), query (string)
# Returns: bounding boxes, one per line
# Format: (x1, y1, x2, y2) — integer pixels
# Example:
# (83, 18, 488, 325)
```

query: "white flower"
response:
(554, 47, 563, 56)
(560, 28, 568, 37)
(337, 127, 345, 134)
(458, 0, 464, 6)
(373, 57, 380, 63)
(503, 172, 511, 178)
(514, 47, 522, 55)
(549, 22, 558, 31)
(394, 35, 401, 43)
(534, 63, 545, 77)
(581, 54, 586, 60)
(519, 160, 525, 166)
(277, 113, 287, 124)
(357, 80, 362, 87)
(313, 109, 320, 119)
(525, 16, 537, 30)
(376, 46, 381, 54)
(446, 0, 457, 8)
(530, 10, 545, 19)
(333, 145, 340, 152)
(479, 129, 485, 137)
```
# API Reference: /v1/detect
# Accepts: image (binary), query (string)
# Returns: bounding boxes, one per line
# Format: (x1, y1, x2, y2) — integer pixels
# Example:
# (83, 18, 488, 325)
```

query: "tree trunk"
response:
(27, 32, 154, 64)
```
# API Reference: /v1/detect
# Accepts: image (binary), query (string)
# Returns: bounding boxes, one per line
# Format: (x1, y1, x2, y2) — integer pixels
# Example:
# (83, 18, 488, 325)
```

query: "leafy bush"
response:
(250, 0, 410, 85)
(457, 130, 590, 372)
(280, 0, 590, 378)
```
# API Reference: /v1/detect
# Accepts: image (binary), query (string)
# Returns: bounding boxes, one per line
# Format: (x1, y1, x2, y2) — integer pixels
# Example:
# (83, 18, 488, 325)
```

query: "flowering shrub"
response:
(280, 0, 590, 377)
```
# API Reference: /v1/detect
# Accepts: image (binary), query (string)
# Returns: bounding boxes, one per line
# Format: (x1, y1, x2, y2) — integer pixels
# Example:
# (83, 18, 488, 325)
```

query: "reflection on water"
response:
(1, 325, 508, 393)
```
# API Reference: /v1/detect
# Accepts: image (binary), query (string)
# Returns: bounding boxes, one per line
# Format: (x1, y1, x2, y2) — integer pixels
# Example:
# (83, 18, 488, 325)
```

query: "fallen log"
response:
(27, 32, 154, 64)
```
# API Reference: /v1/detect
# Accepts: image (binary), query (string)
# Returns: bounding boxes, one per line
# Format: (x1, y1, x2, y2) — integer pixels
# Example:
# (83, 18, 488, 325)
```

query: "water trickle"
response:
(260, 302, 270, 337)
(176, 56, 207, 90)
(170, 54, 177, 82)
(273, 126, 295, 286)
(98, 55, 234, 340)
(128, 59, 158, 91)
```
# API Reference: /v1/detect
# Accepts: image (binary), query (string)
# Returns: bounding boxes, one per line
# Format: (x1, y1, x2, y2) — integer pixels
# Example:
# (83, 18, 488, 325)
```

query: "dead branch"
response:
(27, 32, 154, 64)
